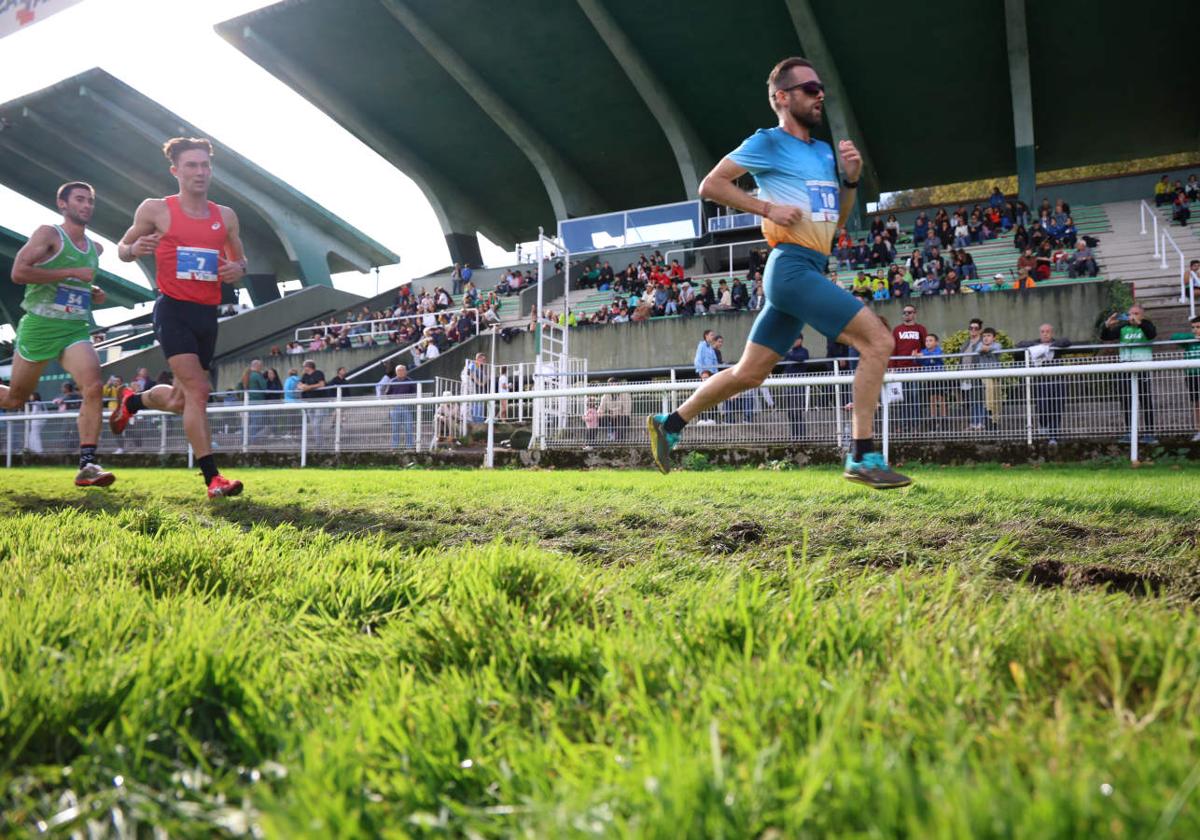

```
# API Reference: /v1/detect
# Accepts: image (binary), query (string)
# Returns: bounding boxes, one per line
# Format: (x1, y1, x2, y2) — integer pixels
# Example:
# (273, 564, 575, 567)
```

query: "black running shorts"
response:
(153, 295, 219, 370)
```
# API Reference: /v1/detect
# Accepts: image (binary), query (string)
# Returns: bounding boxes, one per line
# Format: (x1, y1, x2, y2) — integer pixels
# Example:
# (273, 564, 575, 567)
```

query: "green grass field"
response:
(2, 465, 1200, 838)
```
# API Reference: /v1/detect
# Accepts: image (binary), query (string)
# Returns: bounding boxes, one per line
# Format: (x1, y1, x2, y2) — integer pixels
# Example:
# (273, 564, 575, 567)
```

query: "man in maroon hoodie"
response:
(891, 304, 928, 430)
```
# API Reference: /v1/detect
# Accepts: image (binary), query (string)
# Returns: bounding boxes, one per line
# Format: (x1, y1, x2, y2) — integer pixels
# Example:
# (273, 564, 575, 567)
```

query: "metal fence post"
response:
(415, 382, 423, 451)
(187, 443, 193, 469)
(1129, 373, 1139, 462)
(5, 417, 12, 468)
(242, 390, 250, 453)
(833, 360, 844, 450)
(1025, 356, 1033, 446)
(669, 368, 677, 411)
(300, 408, 308, 468)
(160, 416, 167, 454)
(881, 383, 890, 463)
(334, 386, 343, 455)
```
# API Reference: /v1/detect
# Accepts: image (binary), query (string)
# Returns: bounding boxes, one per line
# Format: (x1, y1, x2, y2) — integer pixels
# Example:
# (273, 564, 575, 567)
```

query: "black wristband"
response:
(841, 178, 859, 189)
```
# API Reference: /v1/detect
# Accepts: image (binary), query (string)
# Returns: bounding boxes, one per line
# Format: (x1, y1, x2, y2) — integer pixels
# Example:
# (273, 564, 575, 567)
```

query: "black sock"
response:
(79, 444, 97, 470)
(125, 393, 145, 413)
(852, 438, 875, 460)
(197, 454, 219, 484)
(663, 411, 687, 434)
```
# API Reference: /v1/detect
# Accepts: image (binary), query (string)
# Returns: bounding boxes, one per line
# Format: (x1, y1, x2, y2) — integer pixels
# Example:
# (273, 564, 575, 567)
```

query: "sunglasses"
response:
(781, 80, 824, 97)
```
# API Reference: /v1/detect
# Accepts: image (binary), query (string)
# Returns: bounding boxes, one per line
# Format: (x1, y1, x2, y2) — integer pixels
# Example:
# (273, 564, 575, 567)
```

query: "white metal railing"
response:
(665, 238, 768, 284)
(558, 199, 703, 256)
(1140, 199, 1195, 318)
(708, 212, 760, 233)
(4, 358, 1197, 468)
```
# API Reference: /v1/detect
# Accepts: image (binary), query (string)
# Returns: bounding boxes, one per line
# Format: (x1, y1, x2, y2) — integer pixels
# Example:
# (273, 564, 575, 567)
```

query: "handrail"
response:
(1140, 199, 1195, 319)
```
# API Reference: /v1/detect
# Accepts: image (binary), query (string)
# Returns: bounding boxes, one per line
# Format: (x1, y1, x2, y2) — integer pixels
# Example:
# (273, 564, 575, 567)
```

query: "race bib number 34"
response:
(806, 180, 839, 223)
(176, 246, 220, 281)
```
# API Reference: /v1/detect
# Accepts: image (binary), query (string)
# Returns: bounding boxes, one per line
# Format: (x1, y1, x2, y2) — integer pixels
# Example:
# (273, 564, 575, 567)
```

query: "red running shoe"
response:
(109, 387, 135, 435)
(207, 475, 244, 499)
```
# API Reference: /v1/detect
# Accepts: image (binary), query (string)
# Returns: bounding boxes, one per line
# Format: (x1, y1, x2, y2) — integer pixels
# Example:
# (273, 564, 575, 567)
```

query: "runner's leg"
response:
(163, 353, 214, 457)
(834, 308, 893, 442)
(59, 340, 105, 450)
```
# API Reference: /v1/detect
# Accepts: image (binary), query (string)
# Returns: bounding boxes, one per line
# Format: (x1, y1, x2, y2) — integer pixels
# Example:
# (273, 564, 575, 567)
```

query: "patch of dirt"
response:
(706, 521, 766, 554)
(1014, 559, 1164, 596)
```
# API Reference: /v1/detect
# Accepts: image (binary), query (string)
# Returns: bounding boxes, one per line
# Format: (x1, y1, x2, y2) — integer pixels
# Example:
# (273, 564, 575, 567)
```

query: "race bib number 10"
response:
(176, 246, 220, 281)
(806, 180, 839, 223)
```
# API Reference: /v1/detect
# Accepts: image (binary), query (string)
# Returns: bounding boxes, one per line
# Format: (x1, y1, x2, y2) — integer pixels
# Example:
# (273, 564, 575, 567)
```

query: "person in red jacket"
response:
(891, 303, 928, 430)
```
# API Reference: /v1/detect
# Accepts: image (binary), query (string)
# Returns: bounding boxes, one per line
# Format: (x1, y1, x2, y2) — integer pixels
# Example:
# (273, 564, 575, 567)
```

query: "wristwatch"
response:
(841, 178, 859, 189)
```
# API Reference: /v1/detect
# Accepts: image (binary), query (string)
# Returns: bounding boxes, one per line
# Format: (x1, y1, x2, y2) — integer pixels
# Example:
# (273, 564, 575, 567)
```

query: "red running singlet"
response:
(154, 195, 230, 305)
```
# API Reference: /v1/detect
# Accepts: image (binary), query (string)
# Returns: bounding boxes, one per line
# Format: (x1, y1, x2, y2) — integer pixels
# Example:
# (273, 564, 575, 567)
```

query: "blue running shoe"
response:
(647, 413, 680, 474)
(843, 451, 912, 489)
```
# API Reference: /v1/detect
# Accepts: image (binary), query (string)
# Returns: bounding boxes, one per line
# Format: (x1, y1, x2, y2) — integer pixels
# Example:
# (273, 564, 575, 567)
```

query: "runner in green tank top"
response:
(0, 182, 116, 487)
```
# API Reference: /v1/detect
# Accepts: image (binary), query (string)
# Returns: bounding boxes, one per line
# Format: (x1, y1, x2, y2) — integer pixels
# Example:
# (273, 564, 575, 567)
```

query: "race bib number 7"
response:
(806, 180, 839, 223)
(176, 246, 220, 281)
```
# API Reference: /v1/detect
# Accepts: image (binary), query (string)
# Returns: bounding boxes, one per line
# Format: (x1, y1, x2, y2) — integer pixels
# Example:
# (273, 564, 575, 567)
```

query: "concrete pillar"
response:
(575, 0, 712, 197)
(445, 232, 483, 270)
(381, 0, 607, 222)
(1005, 0, 1036, 209)
(784, 0, 879, 229)
(243, 274, 281, 305)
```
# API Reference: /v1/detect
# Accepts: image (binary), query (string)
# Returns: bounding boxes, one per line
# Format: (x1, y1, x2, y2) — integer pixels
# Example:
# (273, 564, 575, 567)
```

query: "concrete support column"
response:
(445, 232, 483, 270)
(1004, 0, 1036, 209)
(243, 274, 281, 305)
(575, 0, 712, 198)
(784, 0, 879, 229)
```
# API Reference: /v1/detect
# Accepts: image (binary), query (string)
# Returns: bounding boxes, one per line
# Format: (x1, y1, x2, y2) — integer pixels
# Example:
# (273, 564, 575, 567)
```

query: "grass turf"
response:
(2, 465, 1199, 837)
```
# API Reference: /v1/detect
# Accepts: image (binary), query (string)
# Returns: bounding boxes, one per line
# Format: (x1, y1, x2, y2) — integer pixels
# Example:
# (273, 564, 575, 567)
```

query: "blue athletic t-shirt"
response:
(728, 127, 840, 255)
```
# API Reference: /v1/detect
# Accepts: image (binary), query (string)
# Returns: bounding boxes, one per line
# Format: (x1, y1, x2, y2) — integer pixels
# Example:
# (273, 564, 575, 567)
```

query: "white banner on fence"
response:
(0, 0, 84, 40)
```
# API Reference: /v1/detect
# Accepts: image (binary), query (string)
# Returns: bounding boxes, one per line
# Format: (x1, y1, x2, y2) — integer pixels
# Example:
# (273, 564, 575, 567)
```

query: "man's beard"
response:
(792, 103, 822, 129)
(65, 211, 89, 227)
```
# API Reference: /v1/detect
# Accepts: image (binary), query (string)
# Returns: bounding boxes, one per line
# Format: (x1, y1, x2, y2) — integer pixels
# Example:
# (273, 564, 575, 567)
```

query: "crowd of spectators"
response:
(265, 283, 499, 367)
(1154, 173, 1198, 226)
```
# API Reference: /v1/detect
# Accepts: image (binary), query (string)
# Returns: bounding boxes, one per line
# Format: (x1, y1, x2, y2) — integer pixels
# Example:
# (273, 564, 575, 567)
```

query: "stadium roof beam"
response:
(1004, 0, 1036, 209)
(0, 69, 397, 306)
(783, 0, 879, 223)
(238, 24, 509, 267)
(574, 0, 713, 198)
(378, 0, 608, 223)
(77, 84, 393, 291)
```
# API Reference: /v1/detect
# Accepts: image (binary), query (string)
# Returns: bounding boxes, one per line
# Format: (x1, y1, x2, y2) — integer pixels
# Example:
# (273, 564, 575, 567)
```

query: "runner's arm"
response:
(218, 207, 248, 284)
(699, 158, 801, 226)
(117, 200, 164, 262)
(11, 225, 93, 285)
(836, 140, 862, 229)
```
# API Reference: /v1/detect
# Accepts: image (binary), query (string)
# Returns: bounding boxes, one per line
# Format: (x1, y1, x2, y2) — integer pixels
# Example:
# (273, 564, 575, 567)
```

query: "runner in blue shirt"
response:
(647, 57, 910, 488)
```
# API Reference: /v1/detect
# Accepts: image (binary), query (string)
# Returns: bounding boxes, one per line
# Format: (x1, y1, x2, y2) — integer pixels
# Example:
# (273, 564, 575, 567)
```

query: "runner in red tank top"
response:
(111, 137, 248, 498)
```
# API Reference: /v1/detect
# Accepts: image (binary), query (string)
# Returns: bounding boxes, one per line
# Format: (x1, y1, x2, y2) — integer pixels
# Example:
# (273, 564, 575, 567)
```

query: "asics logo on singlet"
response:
(211, 222, 222, 231)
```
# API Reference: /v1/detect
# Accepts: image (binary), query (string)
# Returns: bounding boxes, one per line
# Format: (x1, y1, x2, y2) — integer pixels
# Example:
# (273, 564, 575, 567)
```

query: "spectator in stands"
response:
(943, 269, 961, 295)
(884, 214, 900, 244)
(694, 329, 718, 380)
(1169, 316, 1200, 442)
(778, 335, 809, 439)
(1187, 175, 1199, 202)
(851, 237, 870, 267)
(916, 268, 942, 296)
(1017, 323, 1071, 445)
(1173, 190, 1191, 226)
(955, 249, 978, 281)
(1190, 260, 1200, 296)
(283, 368, 301, 403)
(913, 211, 929, 245)
(891, 305, 927, 431)
(890, 271, 911, 299)
(102, 375, 124, 412)
(1067, 239, 1099, 278)
(326, 366, 351, 398)
(1154, 174, 1172, 206)
(1034, 239, 1053, 280)
(918, 334, 947, 430)
(1060, 216, 1078, 247)
(297, 360, 328, 443)
(131, 367, 152, 394)
(1101, 304, 1157, 443)
(953, 217, 970, 248)
(1013, 224, 1029, 251)
(749, 278, 765, 311)
(1013, 266, 1035, 290)
(698, 280, 716, 312)
(959, 319, 987, 430)
(988, 186, 1005, 212)
(836, 227, 853, 269)
(731, 277, 749, 310)
(869, 234, 890, 268)
(465, 353, 488, 423)
(598, 377, 631, 441)
(385, 364, 416, 449)
(450, 263, 464, 295)
(461, 264, 473, 289)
